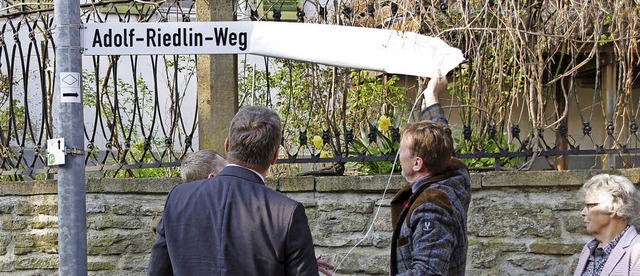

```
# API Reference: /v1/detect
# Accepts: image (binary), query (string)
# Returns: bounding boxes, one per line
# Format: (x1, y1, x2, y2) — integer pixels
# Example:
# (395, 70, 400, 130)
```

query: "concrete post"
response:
(196, 0, 238, 154)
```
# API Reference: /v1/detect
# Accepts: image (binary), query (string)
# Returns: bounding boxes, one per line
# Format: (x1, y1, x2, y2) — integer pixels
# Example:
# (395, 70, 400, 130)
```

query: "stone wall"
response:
(1, 169, 640, 275)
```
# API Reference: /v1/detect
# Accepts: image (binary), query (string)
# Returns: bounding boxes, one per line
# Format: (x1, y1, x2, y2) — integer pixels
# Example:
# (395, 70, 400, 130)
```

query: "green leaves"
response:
(348, 123, 401, 175)
(239, 59, 408, 175)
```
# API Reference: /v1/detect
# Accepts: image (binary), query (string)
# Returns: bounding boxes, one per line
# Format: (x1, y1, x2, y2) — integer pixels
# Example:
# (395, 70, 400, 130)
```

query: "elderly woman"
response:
(574, 174, 640, 275)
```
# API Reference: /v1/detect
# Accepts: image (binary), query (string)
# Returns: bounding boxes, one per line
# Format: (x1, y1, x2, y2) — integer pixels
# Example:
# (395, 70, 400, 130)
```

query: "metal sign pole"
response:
(53, 0, 87, 274)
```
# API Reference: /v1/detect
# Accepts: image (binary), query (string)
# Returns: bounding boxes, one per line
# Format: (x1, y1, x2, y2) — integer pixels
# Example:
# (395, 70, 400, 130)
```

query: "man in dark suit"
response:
(148, 106, 319, 275)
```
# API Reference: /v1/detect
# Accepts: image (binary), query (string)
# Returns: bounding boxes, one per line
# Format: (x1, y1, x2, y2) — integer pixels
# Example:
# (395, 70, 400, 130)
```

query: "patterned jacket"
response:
(390, 104, 471, 275)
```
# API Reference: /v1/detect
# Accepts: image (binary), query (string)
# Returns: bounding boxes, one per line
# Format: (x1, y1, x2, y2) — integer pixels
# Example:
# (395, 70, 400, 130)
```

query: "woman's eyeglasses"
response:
(584, 202, 599, 210)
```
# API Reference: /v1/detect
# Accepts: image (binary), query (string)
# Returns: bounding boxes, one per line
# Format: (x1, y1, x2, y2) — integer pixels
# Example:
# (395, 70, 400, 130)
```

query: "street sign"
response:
(83, 22, 252, 56)
(81, 21, 465, 78)
(60, 72, 81, 103)
(47, 138, 65, 166)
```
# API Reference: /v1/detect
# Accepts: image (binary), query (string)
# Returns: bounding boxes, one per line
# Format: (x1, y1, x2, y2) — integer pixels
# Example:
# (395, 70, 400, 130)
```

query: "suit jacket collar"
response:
(217, 165, 265, 184)
(575, 244, 589, 276)
(575, 226, 639, 276)
(601, 225, 638, 275)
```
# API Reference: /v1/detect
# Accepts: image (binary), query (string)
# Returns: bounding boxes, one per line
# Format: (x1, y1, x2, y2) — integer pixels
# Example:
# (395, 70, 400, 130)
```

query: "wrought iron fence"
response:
(0, 0, 639, 180)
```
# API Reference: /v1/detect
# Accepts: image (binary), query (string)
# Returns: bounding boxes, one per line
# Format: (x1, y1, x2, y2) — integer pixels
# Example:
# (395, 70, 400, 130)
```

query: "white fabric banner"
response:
(82, 21, 464, 77)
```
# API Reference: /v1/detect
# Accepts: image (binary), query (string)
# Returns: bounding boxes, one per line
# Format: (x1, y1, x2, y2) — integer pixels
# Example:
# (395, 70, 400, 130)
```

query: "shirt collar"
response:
(410, 175, 434, 193)
(602, 224, 631, 253)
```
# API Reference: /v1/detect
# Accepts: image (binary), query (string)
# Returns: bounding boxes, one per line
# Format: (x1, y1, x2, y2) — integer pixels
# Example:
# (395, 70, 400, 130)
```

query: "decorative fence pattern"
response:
(0, 0, 638, 179)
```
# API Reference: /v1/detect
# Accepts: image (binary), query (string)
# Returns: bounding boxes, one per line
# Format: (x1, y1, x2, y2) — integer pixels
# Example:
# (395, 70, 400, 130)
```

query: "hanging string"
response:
(333, 78, 426, 273)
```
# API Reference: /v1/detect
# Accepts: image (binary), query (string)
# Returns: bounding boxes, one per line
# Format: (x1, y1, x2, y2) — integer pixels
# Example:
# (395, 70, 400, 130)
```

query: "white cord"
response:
(332, 88, 424, 273)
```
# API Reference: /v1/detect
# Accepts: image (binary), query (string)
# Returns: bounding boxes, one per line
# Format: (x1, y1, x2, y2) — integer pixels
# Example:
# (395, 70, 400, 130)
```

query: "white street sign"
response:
(47, 138, 65, 166)
(83, 22, 251, 56)
(60, 72, 81, 103)
(81, 21, 465, 78)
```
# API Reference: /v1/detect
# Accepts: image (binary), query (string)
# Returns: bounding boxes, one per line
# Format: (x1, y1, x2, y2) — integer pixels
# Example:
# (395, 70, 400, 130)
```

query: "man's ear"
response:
(225, 138, 230, 153)
(413, 157, 424, 172)
(208, 173, 216, 178)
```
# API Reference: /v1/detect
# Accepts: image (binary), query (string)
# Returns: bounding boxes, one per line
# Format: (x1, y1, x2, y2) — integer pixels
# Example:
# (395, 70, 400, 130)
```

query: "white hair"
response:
(581, 174, 640, 222)
(180, 150, 227, 183)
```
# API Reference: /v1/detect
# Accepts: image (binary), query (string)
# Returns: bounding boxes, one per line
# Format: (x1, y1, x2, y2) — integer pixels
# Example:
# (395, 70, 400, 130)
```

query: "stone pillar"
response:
(196, 0, 238, 154)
